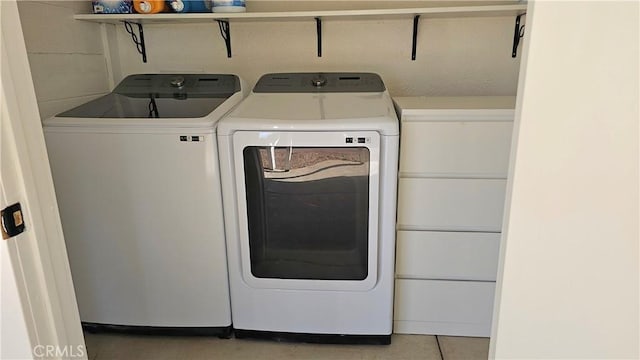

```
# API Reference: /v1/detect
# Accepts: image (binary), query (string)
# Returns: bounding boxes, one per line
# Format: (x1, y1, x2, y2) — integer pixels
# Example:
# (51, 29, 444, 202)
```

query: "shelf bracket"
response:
(148, 96, 159, 118)
(512, 13, 526, 58)
(123, 21, 147, 63)
(315, 17, 322, 57)
(216, 20, 232, 58)
(411, 15, 420, 61)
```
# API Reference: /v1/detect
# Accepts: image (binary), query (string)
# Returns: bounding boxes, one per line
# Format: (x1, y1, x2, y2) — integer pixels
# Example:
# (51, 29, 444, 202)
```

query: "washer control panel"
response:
(114, 74, 240, 98)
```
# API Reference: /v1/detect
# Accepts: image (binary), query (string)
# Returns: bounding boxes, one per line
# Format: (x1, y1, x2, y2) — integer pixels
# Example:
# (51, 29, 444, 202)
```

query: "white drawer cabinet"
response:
(394, 279, 496, 337)
(393, 96, 515, 337)
(397, 178, 507, 232)
(396, 231, 500, 281)
(399, 121, 513, 178)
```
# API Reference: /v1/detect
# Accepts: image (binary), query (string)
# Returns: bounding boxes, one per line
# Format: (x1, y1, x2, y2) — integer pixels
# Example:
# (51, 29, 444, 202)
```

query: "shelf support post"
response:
(315, 17, 322, 57)
(512, 13, 526, 58)
(123, 21, 147, 63)
(216, 20, 232, 58)
(411, 15, 420, 61)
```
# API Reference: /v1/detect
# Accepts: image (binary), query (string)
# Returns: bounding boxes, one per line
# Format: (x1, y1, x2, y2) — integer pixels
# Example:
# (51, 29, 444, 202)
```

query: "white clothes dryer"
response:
(44, 74, 244, 336)
(217, 73, 399, 344)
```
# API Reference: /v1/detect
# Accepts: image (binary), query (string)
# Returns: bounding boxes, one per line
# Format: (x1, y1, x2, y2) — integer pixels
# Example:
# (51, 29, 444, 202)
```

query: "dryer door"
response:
(232, 131, 380, 291)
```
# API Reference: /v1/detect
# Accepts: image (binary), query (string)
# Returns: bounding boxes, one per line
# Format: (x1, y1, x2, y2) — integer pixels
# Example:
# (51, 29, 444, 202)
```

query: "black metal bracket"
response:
(148, 96, 159, 118)
(123, 21, 147, 63)
(411, 15, 420, 61)
(512, 13, 526, 58)
(216, 20, 232, 58)
(315, 17, 322, 57)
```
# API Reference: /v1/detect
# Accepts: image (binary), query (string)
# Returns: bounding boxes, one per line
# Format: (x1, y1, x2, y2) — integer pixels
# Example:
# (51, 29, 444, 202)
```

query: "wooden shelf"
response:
(77, 3, 527, 62)
(74, 4, 527, 24)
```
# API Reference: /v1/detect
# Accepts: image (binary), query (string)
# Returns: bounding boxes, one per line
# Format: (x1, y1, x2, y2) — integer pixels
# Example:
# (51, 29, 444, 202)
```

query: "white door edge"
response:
(1, 1, 86, 359)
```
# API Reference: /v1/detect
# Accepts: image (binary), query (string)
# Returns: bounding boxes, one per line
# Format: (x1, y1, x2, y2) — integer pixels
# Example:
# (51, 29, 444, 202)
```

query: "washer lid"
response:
(56, 74, 241, 118)
(253, 73, 385, 93)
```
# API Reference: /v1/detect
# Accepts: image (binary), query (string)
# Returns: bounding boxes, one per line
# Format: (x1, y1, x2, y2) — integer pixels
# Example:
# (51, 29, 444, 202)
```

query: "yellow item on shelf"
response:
(133, 0, 167, 14)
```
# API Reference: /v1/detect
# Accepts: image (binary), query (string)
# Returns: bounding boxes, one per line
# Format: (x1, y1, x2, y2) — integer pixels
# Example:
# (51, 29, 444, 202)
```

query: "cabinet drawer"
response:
(397, 178, 506, 232)
(400, 121, 513, 178)
(394, 279, 495, 336)
(396, 231, 500, 281)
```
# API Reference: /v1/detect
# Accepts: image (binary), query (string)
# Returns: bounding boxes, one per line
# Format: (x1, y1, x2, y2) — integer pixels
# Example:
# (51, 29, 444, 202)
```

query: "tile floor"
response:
(84, 332, 489, 360)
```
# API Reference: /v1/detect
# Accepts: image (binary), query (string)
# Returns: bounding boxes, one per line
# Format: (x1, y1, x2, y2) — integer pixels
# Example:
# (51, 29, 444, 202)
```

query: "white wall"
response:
(110, 15, 521, 96)
(18, 2, 521, 110)
(16, 1, 523, 112)
(17, 1, 111, 120)
(491, 1, 639, 358)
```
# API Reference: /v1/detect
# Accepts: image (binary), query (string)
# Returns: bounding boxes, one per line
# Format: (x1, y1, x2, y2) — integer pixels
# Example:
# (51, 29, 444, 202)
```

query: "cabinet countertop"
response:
(393, 96, 517, 111)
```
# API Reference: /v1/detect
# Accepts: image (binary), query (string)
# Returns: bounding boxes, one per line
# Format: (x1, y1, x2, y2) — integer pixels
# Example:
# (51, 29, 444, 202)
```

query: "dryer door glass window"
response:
(243, 146, 370, 280)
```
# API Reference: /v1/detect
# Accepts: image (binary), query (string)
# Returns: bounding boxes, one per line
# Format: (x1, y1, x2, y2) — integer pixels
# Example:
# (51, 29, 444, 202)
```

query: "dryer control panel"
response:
(253, 72, 385, 93)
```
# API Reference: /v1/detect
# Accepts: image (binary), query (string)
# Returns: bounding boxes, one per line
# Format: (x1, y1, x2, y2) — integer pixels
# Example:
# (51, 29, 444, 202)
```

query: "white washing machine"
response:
(217, 73, 399, 344)
(44, 74, 244, 336)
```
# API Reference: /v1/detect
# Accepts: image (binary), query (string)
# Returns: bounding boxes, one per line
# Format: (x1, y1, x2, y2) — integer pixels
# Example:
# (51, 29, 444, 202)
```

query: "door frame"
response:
(0, 1, 86, 358)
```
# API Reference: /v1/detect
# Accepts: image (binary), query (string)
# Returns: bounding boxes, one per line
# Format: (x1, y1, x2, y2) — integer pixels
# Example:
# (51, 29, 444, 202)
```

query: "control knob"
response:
(170, 76, 185, 88)
(311, 76, 327, 87)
